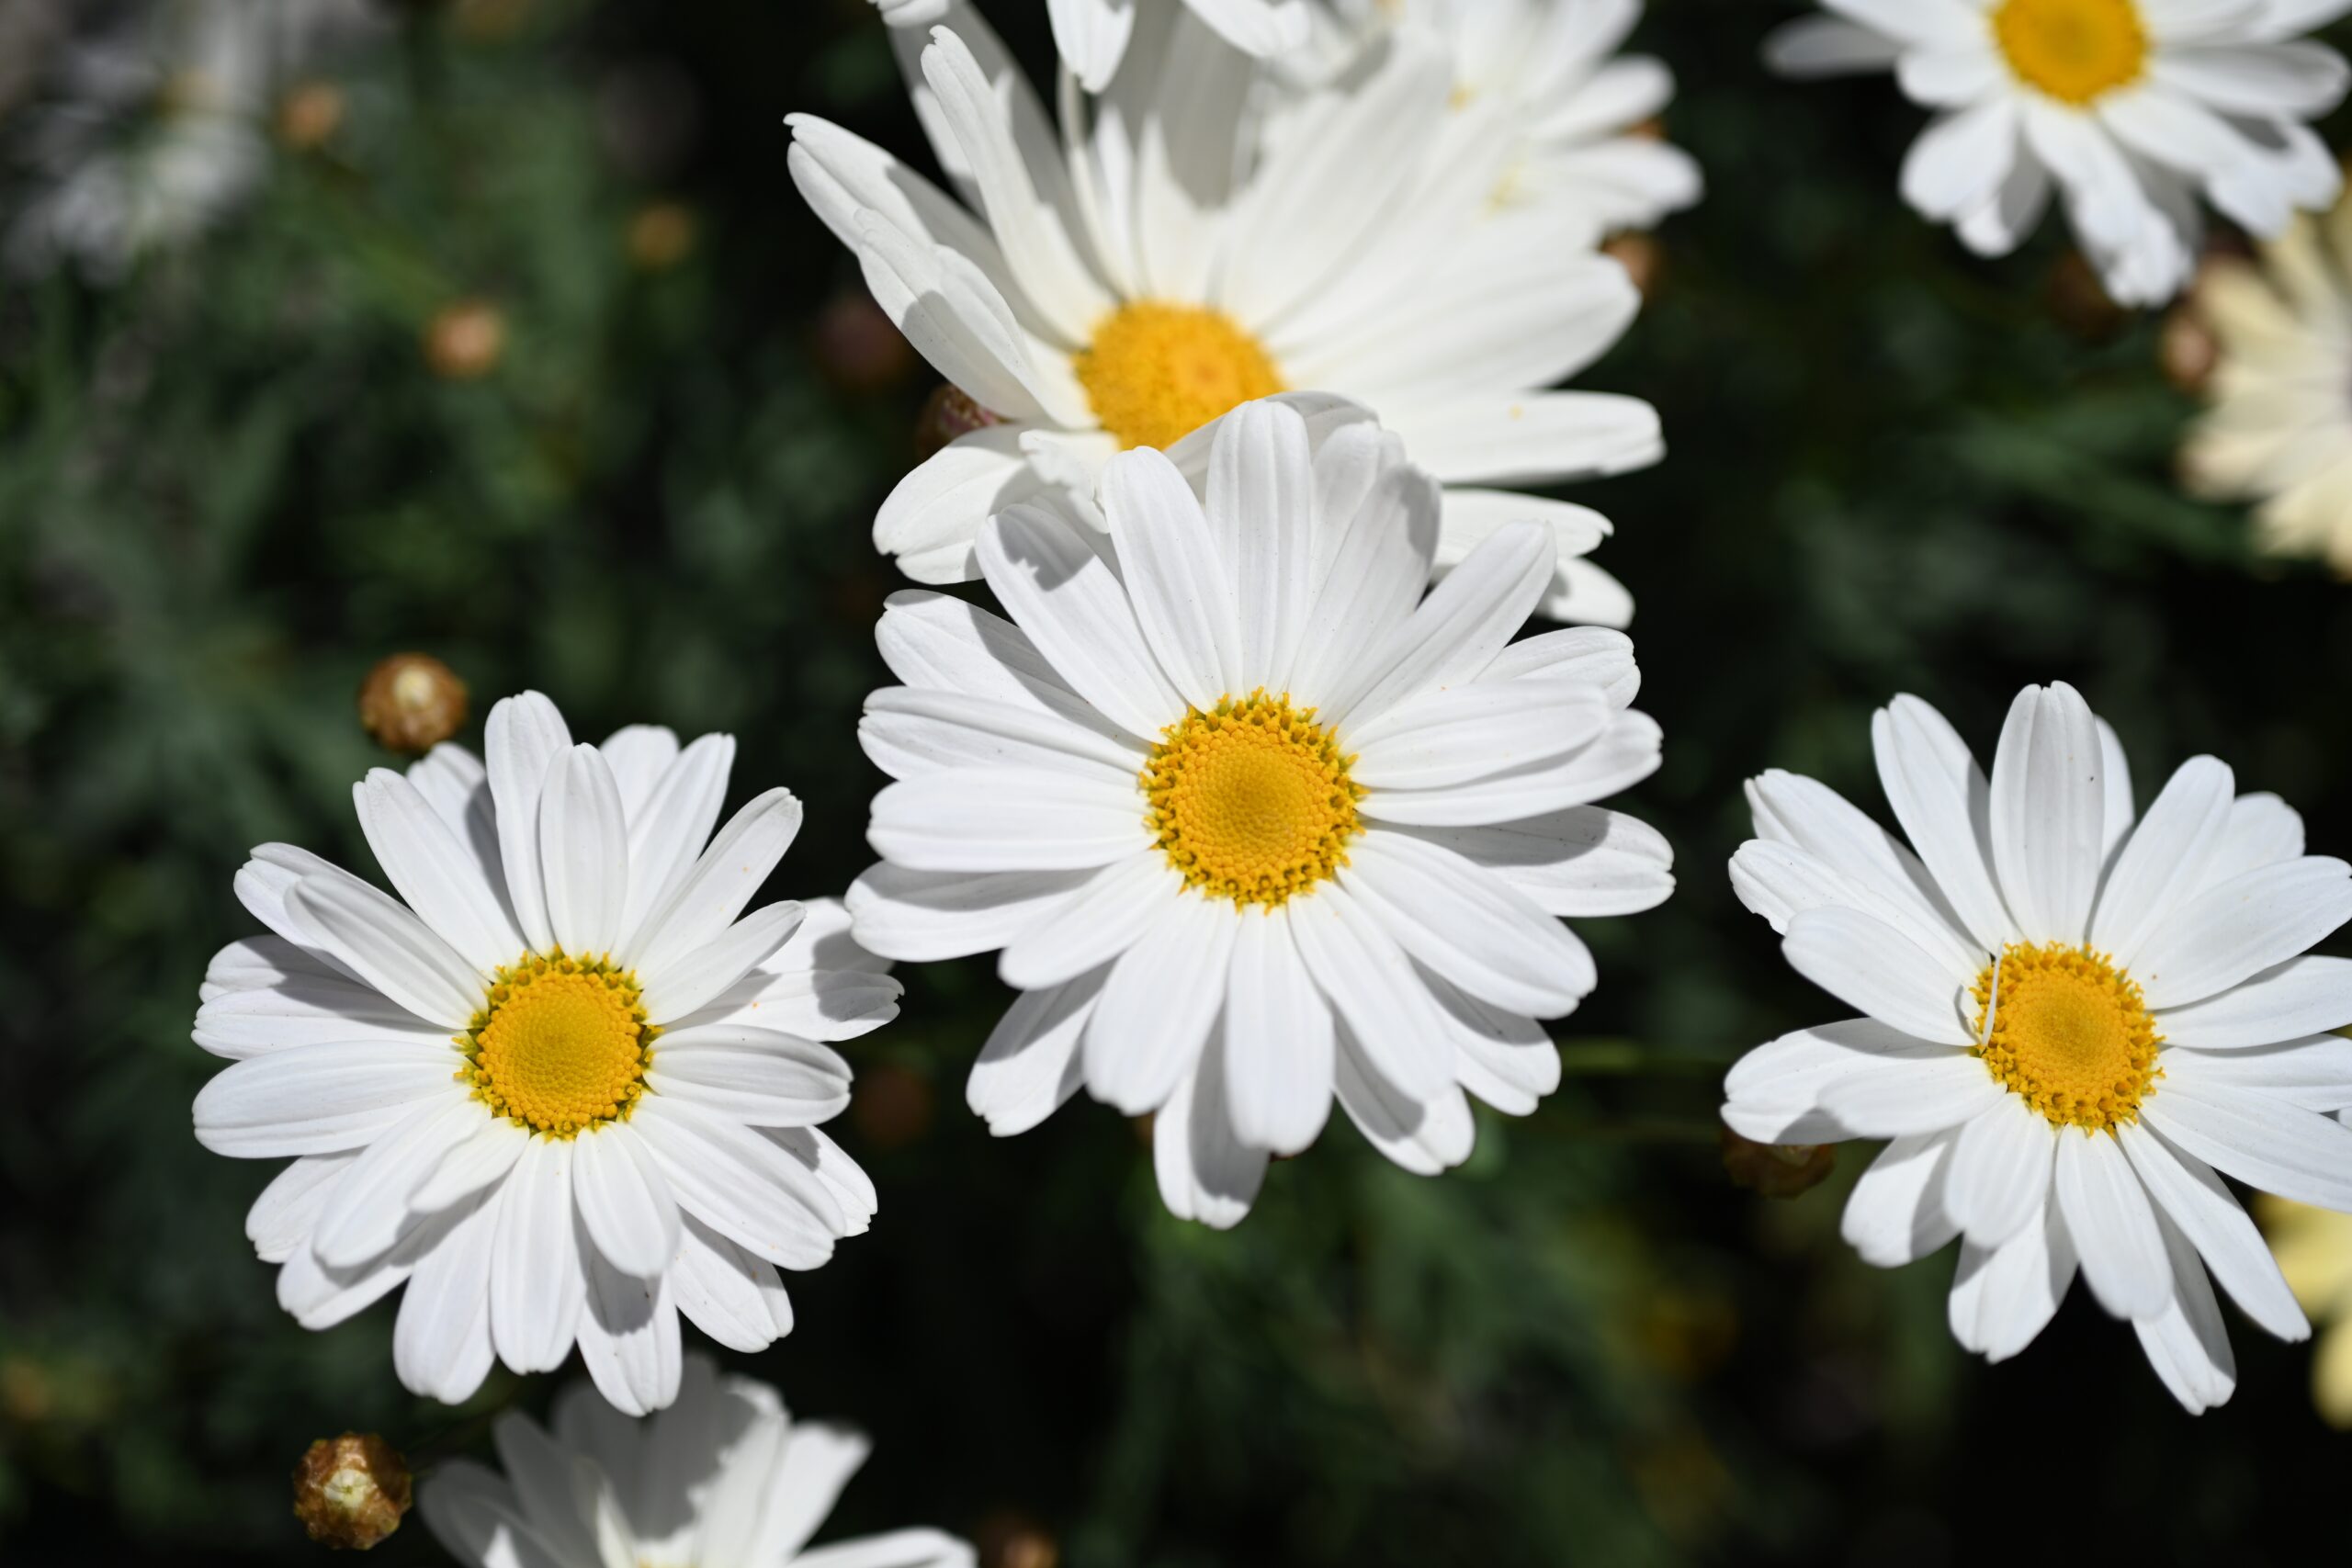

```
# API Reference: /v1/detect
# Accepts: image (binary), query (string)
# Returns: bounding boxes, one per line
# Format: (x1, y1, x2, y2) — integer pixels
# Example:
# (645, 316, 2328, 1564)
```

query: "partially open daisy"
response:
(1310, 0, 1702, 238)
(867, 0, 1311, 92)
(1724, 680, 2352, 1411)
(423, 1354, 973, 1568)
(193, 694, 899, 1414)
(2181, 196, 2352, 568)
(790, 3, 1658, 626)
(1767, 0, 2352, 305)
(847, 397, 1671, 1225)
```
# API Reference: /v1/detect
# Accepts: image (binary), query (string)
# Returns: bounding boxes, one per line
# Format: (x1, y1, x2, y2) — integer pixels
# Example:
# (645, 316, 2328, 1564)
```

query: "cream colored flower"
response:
(2261, 1192, 2352, 1427)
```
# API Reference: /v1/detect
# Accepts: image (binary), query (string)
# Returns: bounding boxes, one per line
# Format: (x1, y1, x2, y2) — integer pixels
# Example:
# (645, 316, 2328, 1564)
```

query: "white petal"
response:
(355, 769, 526, 972)
(2088, 756, 2234, 964)
(1347, 682, 1611, 791)
(193, 1044, 459, 1158)
(999, 853, 1182, 989)
(2130, 856, 2352, 1009)
(1083, 895, 1236, 1115)
(540, 745, 630, 961)
(576, 1251, 681, 1417)
(1871, 694, 2018, 953)
(795, 1529, 978, 1568)
(247, 1154, 355, 1263)
(1102, 446, 1243, 711)
(2197, 792, 2304, 890)
(393, 1186, 502, 1404)
(1284, 455, 1441, 705)
(629, 1098, 842, 1268)
(486, 692, 573, 955)
(2141, 1081, 2352, 1211)
(311, 1096, 488, 1269)
(1944, 1094, 2057, 1247)
(1988, 682, 2106, 943)
(1332, 1028, 1476, 1176)
(1221, 908, 1335, 1156)
(413, 1113, 532, 1213)
(628, 789, 804, 976)
(1326, 523, 1555, 730)
(572, 1125, 683, 1280)
(1339, 833, 1593, 1018)
(2052, 1129, 2172, 1319)
(847, 863, 1096, 963)
(647, 1026, 854, 1126)
(2117, 1121, 2308, 1340)
(2155, 955, 2352, 1048)
(1286, 886, 1458, 1102)
(967, 971, 1100, 1136)
(641, 902, 805, 1024)
(2165, 1034, 2352, 1111)
(1842, 1129, 1963, 1267)
(1724, 1020, 1964, 1145)
(1477, 626, 1640, 709)
(867, 769, 1150, 873)
(599, 725, 680, 821)
(1207, 400, 1317, 694)
(671, 1215, 795, 1354)
(977, 505, 1182, 741)
(282, 875, 485, 1031)
(491, 1137, 585, 1374)
(1399, 807, 1672, 918)
(2131, 1211, 2238, 1415)
(1153, 1025, 1270, 1229)
(618, 733, 735, 948)
(1782, 907, 1973, 1046)
(1817, 1054, 2008, 1137)
(1947, 1196, 2076, 1361)
(861, 687, 1141, 783)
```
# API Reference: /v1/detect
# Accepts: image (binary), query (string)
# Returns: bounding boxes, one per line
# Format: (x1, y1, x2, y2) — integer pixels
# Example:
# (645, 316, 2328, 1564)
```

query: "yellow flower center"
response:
(1992, 0, 2148, 106)
(459, 953, 655, 1136)
(1142, 691, 1362, 907)
(1072, 302, 1285, 452)
(1970, 941, 2163, 1131)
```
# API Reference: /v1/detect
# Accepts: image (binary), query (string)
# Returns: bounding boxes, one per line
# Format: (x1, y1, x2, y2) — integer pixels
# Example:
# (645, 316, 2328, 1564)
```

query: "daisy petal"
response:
(490, 1137, 585, 1374)
(1783, 906, 1974, 1046)
(540, 745, 630, 962)
(2142, 1081, 2352, 1210)
(486, 692, 573, 955)
(1083, 894, 1237, 1115)
(2154, 955, 2352, 1048)
(2130, 856, 2352, 1009)
(571, 1126, 683, 1280)
(2118, 1120, 2308, 1341)
(1222, 908, 1335, 1156)
(2052, 1129, 2173, 1319)
(1945, 1095, 2057, 1248)
(968, 971, 1100, 1136)
(1842, 1129, 1964, 1267)
(1988, 682, 2105, 944)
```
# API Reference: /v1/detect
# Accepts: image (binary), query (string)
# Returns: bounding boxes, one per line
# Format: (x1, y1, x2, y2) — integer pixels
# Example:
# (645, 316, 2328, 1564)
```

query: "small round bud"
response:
(359, 653, 469, 754)
(628, 201, 697, 272)
(850, 1061, 935, 1152)
(914, 384, 1006, 462)
(277, 81, 345, 151)
(2158, 300, 2219, 395)
(813, 291, 916, 395)
(291, 1432, 412, 1551)
(424, 299, 506, 380)
(1601, 232, 1663, 301)
(977, 1510, 1060, 1568)
(1720, 1127, 1836, 1199)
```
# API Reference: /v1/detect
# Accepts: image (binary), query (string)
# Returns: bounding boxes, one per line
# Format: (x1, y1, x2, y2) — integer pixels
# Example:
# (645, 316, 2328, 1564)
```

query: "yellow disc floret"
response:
(1970, 941, 2163, 1131)
(1993, 0, 2148, 106)
(1143, 691, 1362, 907)
(459, 953, 654, 1136)
(1073, 302, 1285, 452)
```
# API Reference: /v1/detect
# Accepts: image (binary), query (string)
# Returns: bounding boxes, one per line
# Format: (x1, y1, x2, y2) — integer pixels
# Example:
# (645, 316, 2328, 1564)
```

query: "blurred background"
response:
(3, 0, 2350, 1562)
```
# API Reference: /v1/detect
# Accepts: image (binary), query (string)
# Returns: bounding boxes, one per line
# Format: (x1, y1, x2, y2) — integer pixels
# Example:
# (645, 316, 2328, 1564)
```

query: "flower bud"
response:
(977, 1509, 1059, 1568)
(359, 653, 469, 754)
(628, 202, 697, 272)
(424, 300, 506, 380)
(291, 1432, 412, 1551)
(277, 82, 345, 151)
(1601, 232, 1663, 301)
(1720, 1127, 1836, 1199)
(914, 384, 1005, 462)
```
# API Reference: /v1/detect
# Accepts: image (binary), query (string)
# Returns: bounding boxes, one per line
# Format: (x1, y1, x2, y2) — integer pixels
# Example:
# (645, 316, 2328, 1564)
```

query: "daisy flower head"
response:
(865, 0, 1312, 93)
(193, 694, 899, 1415)
(423, 1354, 974, 1568)
(1307, 0, 1702, 237)
(1724, 680, 2352, 1411)
(847, 396, 1672, 1226)
(2181, 197, 2352, 568)
(789, 2, 1659, 626)
(1765, 0, 2352, 306)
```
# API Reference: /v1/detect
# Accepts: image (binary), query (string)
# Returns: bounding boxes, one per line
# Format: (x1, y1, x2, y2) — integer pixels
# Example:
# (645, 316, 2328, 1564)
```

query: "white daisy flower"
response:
(7, 0, 383, 281)
(846, 397, 1672, 1226)
(1307, 0, 1702, 238)
(790, 2, 1659, 627)
(866, 0, 1312, 93)
(1765, 0, 2352, 306)
(1724, 679, 2352, 1412)
(2181, 198, 2352, 568)
(423, 1354, 974, 1568)
(192, 694, 899, 1415)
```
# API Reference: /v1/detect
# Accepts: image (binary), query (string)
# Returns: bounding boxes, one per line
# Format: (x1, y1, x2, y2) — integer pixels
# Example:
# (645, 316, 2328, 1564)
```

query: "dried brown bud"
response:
(453, 0, 536, 41)
(291, 1432, 412, 1551)
(359, 653, 469, 754)
(976, 1509, 1060, 1568)
(424, 299, 506, 380)
(628, 201, 697, 272)
(915, 384, 1006, 462)
(813, 291, 916, 395)
(1720, 1127, 1837, 1199)
(850, 1061, 935, 1152)
(1601, 232, 1663, 301)
(2045, 249, 2131, 341)
(2158, 300, 2219, 396)
(277, 81, 345, 151)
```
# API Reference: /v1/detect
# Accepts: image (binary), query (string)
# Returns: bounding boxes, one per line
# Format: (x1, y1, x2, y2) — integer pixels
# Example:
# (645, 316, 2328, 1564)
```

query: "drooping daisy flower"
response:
(846, 397, 1671, 1225)
(423, 1354, 974, 1568)
(2259, 1195, 2352, 1426)
(866, 0, 1311, 93)
(790, 3, 1659, 626)
(1766, 0, 2352, 306)
(1724, 680, 2352, 1411)
(1307, 0, 1702, 238)
(7, 0, 383, 281)
(192, 694, 898, 1414)
(2180, 198, 2352, 568)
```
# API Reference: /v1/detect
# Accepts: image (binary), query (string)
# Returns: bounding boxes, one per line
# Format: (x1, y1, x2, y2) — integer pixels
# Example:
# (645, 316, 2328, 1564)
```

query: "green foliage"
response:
(3, 2, 2350, 1564)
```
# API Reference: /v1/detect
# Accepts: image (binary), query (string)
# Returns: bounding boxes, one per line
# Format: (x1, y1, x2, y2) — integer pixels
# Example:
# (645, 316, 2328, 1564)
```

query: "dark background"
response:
(3, 0, 2347, 1562)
